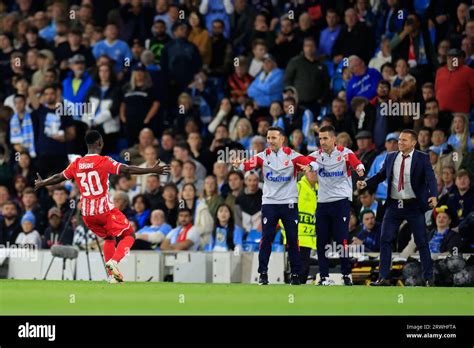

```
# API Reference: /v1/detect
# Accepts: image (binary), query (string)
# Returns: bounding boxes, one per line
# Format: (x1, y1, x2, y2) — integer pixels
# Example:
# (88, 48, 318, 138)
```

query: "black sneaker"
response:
(342, 275, 353, 286)
(258, 273, 269, 285)
(290, 274, 301, 285)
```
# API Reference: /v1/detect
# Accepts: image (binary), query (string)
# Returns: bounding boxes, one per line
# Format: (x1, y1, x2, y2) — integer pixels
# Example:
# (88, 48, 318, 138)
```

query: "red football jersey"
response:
(62, 154, 123, 216)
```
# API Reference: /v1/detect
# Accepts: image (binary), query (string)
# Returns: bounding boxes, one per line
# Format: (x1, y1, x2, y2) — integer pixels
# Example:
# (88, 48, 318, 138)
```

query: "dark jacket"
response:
(366, 150, 438, 212)
(161, 39, 202, 88)
(0, 217, 22, 245)
(284, 54, 330, 104)
(43, 223, 74, 249)
(427, 228, 462, 254)
(332, 22, 375, 64)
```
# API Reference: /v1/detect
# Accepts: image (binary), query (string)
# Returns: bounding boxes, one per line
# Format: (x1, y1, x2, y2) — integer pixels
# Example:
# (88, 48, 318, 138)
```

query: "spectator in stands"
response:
(9, 94, 36, 159)
(134, 209, 172, 250)
(369, 37, 392, 72)
(336, 132, 353, 149)
(271, 16, 301, 69)
(120, 128, 159, 166)
(327, 97, 352, 137)
(294, 12, 318, 43)
(248, 53, 284, 108)
(229, 0, 254, 53)
(188, 132, 214, 174)
(284, 37, 330, 117)
(390, 58, 416, 88)
(202, 175, 224, 217)
(28, 85, 75, 177)
(235, 171, 262, 233)
(332, 8, 374, 64)
(348, 208, 361, 241)
(3, 76, 32, 114)
(12, 175, 27, 208)
(113, 191, 134, 221)
(205, 203, 244, 252)
(180, 182, 213, 242)
(143, 174, 163, 209)
(120, 64, 160, 146)
(199, 0, 233, 39)
(50, 186, 71, 222)
(346, 55, 382, 106)
(42, 207, 73, 248)
(440, 166, 456, 196)
(435, 48, 474, 114)
(460, 134, 474, 181)
(180, 160, 204, 194)
(380, 62, 396, 82)
(21, 187, 45, 234)
(355, 130, 378, 171)
(134, 145, 160, 194)
(188, 11, 212, 67)
(352, 209, 381, 252)
(448, 113, 472, 153)
(0, 201, 21, 245)
(461, 36, 474, 68)
(390, 13, 437, 84)
(234, 118, 253, 150)
(417, 127, 432, 152)
(15, 211, 41, 249)
(82, 63, 121, 155)
(447, 170, 474, 226)
(224, 171, 244, 211)
(371, 80, 394, 149)
(132, 194, 151, 230)
(428, 206, 462, 254)
(318, 9, 341, 60)
(207, 19, 233, 77)
(156, 183, 179, 228)
(168, 159, 183, 186)
(0, 186, 10, 208)
(93, 23, 132, 73)
(153, 0, 173, 36)
(173, 142, 207, 181)
(227, 56, 253, 105)
(350, 96, 375, 135)
(436, 40, 450, 67)
(146, 19, 171, 66)
(357, 187, 385, 222)
(161, 21, 202, 102)
(213, 161, 229, 196)
(160, 207, 201, 251)
(248, 39, 268, 78)
(55, 28, 94, 76)
(208, 97, 239, 135)
(31, 49, 54, 89)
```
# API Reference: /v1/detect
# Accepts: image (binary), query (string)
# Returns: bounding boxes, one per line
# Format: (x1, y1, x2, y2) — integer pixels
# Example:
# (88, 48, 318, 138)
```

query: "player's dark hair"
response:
(401, 129, 417, 141)
(213, 203, 236, 251)
(85, 130, 102, 145)
(319, 125, 336, 136)
(267, 126, 285, 136)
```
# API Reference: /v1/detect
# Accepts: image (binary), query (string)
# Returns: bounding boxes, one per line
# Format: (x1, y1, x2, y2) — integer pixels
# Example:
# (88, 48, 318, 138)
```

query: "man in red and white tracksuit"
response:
(303, 125, 365, 285)
(233, 127, 315, 285)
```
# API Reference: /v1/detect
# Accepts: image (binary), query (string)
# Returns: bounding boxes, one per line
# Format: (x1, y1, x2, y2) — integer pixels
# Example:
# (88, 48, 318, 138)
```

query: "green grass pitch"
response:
(1, 279, 473, 315)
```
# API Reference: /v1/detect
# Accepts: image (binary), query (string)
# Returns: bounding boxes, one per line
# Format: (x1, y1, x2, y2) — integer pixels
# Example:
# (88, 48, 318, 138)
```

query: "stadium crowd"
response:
(0, 0, 474, 258)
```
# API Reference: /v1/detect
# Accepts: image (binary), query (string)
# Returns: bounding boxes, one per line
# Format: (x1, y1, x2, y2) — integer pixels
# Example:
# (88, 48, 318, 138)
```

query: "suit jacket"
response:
(365, 150, 437, 212)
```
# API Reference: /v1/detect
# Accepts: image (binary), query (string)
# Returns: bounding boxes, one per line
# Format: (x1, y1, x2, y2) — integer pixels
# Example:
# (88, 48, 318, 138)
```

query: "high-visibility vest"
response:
(281, 175, 318, 249)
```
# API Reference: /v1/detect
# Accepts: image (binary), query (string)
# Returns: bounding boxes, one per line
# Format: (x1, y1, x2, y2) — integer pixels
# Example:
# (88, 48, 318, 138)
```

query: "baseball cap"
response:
(38, 49, 54, 61)
(68, 54, 85, 64)
(48, 207, 62, 219)
(385, 133, 399, 142)
(447, 48, 464, 57)
(262, 53, 276, 62)
(355, 130, 373, 140)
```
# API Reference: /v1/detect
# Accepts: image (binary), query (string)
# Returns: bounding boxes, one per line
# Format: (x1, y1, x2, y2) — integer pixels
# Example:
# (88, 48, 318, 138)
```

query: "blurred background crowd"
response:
(0, 0, 473, 258)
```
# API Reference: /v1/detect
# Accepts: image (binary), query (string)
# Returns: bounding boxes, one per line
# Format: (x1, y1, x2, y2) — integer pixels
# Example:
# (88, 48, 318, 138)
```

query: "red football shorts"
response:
(82, 208, 134, 239)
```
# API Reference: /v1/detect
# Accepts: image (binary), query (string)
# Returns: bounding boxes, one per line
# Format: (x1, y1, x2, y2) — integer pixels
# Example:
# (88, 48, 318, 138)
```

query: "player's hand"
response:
(152, 160, 171, 175)
(428, 197, 437, 208)
(34, 173, 44, 191)
(297, 163, 312, 173)
(231, 158, 244, 170)
(356, 180, 367, 190)
(356, 168, 365, 177)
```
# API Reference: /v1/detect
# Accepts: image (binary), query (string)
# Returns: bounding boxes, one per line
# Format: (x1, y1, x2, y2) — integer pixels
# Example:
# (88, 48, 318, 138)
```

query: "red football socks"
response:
(112, 235, 135, 263)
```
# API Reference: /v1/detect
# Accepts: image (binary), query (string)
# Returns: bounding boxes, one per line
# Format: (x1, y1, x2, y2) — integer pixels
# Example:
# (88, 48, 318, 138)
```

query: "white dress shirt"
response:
(390, 149, 416, 200)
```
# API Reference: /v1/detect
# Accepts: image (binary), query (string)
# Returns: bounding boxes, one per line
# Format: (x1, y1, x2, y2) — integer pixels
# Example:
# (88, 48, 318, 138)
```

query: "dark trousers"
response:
(316, 198, 351, 277)
(299, 246, 312, 283)
(380, 199, 433, 280)
(259, 204, 301, 275)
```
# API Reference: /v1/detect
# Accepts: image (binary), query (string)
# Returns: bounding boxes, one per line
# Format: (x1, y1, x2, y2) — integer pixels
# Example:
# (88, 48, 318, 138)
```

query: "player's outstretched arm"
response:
(34, 172, 67, 191)
(119, 160, 170, 176)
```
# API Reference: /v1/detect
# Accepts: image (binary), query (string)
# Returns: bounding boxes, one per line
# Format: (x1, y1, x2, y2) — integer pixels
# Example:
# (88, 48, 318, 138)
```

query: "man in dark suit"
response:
(357, 129, 438, 286)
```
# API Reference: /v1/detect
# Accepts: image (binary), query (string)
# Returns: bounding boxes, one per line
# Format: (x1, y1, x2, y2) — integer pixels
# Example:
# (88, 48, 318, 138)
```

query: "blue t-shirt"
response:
(346, 68, 382, 106)
(205, 225, 244, 252)
(93, 39, 132, 72)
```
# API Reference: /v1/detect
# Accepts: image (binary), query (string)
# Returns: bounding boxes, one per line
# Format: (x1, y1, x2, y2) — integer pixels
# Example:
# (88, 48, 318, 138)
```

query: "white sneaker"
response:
(317, 277, 335, 286)
(108, 276, 120, 284)
(105, 259, 124, 282)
